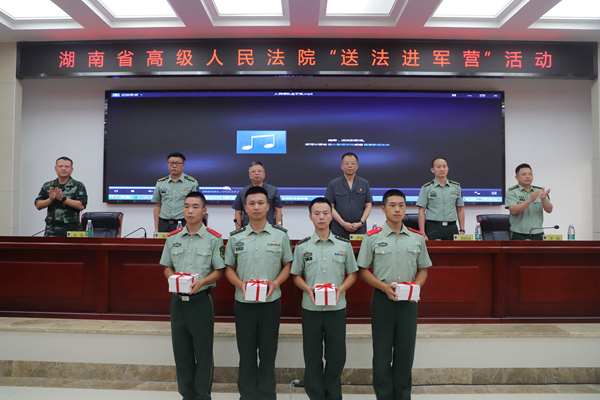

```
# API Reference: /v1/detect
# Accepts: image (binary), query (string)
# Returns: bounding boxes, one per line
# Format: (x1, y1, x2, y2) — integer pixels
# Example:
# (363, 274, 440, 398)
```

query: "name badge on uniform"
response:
(518, 196, 526, 201)
(160, 189, 167, 194)
(173, 242, 182, 247)
(430, 191, 437, 198)
(377, 242, 388, 247)
(235, 241, 244, 252)
(304, 252, 313, 261)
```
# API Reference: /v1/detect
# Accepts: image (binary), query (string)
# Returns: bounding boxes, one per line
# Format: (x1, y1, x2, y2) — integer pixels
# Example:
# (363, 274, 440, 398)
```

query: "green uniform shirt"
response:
(159, 224, 226, 292)
(416, 179, 464, 221)
(152, 173, 199, 220)
(225, 222, 293, 303)
(35, 177, 88, 236)
(504, 184, 550, 235)
(357, 222, 432, 283)
(291, 232, 358, 312)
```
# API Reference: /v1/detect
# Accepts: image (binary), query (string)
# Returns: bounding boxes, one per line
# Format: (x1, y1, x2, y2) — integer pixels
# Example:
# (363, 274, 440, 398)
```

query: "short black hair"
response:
(431, 157, 447, 168)
(249, 161, 264, 171)
(382, 189, 406, 206)
(185, 191, 206, 208)
(245, 186, 268, 201)
(515, 163, 532, 175)
(309, 197, 332, 213)
(167, 152, 186, 162)
(341, 152, 358, 162)
(56, 157, 73, 166)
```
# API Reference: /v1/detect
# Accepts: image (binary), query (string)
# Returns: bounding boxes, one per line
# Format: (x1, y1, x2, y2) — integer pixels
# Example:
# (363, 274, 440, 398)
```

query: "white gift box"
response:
(314, 283, 337, 306)
(169, 273, 198, 293)
(245, 280, 268, 302)
(394, 282, 420, 301)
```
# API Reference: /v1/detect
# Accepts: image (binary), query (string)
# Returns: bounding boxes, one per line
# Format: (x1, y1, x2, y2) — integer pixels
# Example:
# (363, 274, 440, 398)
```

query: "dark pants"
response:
(159, 218, 186, 233)
(424, 220, 458, 240)
(235, 299, 281, 400)
(170, 291, 215, 400)
(302, 308, 347, 400)
(371, 289, 418, 400)
(510, 231, 544, 240)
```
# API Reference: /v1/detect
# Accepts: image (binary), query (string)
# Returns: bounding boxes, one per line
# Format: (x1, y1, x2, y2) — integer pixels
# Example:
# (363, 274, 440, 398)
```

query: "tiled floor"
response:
(0, 386, 599, 400)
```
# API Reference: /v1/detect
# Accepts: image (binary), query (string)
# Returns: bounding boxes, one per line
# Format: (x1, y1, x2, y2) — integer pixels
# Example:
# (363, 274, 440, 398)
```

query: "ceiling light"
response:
(432, 0, 513, 18)
(542, 0, 600, 19)
(326, 0, 396, 16)
(98, 0, 177, 18)
(213, 0, 283, 16)
(0, 0, 70, 19)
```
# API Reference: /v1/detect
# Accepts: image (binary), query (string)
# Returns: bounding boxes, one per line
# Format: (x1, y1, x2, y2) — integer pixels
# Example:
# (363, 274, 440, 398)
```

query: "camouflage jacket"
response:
(35, 177, 88, 235)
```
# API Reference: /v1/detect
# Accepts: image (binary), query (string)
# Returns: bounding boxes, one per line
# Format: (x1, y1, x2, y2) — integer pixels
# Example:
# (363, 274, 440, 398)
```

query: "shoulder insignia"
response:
(449, 179, 461, 186)
(508, 185, 518, 190)
(206, 227, 222, 237)
(230, 226, 247, 236)
(367, 227, 383, 236)
(184, 175, 196, 182)
(167, 227, 183, 237)
(157, 176, 169, 182)
(335, 235, 350, 243)
(532, 185, 542, 190)
(272, 224, 288, 232)
(296, 236, 310, 245)
(423, 181, 433, 187)
(407, 227, 426, 236)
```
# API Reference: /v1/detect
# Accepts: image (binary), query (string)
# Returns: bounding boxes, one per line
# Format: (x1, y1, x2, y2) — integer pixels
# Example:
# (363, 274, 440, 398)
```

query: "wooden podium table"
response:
(1, 237, 598, 323)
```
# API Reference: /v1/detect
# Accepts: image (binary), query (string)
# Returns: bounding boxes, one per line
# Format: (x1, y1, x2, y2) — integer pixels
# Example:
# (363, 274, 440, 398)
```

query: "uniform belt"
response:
(160, 217, 185, 225)
(176, 288, 211, 302)
(427, 220, 456, 227)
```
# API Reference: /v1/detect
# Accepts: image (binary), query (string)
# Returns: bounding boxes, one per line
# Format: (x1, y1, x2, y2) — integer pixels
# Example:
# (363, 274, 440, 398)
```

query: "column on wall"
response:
(593, 45, 600, 240)
(0, 42, 22, 236)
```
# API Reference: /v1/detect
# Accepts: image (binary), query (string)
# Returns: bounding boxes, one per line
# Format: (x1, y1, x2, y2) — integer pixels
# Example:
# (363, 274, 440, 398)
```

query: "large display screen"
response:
(103, 90, 505, 204)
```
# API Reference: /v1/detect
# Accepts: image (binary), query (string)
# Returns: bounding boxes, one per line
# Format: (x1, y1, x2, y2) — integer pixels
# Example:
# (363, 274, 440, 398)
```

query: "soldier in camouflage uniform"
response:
(35, 157, 88, 237)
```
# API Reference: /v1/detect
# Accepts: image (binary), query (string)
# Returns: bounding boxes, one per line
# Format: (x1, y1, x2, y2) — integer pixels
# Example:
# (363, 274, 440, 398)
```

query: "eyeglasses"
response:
(342, 162, 357, 166)
(168, 162, 183, 166)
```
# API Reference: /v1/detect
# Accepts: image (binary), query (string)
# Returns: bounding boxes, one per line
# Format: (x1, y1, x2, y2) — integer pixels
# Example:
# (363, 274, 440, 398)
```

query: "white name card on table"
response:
(453, 234, 474, 241)
(168, 273, 198, 293)
(394, 282, 420, 301)
(245, 280, 268, 302)
(314, 283, 337, 306)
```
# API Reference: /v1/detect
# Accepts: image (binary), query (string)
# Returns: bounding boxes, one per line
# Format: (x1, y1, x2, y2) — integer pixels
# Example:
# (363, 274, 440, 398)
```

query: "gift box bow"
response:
(173, 272, 195, 292)
(247, 279, 268, 301)
(315, 283, 335, 305)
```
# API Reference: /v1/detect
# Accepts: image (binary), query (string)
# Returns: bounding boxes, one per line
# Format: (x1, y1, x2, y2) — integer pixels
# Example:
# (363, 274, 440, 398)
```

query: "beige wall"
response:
(0, 42, 21, 236)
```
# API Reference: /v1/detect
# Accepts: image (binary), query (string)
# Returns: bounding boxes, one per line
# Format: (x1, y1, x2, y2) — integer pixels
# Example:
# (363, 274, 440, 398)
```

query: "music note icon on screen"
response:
(242, 134, 275, 150)
(237, 130, 286, 154)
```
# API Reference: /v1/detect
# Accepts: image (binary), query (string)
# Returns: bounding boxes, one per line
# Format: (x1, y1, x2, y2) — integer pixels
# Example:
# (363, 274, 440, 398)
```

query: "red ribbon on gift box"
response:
(248, 279, 268, 301)
(315, 283, 335, 305)
(173, 272, 194, 293)
(397, 281, 417, 300)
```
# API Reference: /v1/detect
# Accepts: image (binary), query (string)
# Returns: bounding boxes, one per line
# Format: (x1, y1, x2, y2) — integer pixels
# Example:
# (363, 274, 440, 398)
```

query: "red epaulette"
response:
(407, 227, 426, 236)
(366, 227, 383, 236)
(206, 227, 222, 237)
(167, 227, 183, 237)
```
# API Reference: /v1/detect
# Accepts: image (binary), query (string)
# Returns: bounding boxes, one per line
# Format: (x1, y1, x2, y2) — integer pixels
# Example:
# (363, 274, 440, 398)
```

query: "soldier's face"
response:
(183, 197, 206, 224)
(244, 193, 269, 222)
(382, 196, 406, 224)
(309, 202, 332, 230)
(516, 168, 533, 187)
(431, 158, 448, 179)
(167, 157, 185, 175)
(55, 159, 73, 179)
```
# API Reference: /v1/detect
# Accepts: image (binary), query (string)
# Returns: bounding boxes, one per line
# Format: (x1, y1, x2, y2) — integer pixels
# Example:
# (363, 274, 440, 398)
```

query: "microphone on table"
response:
(528, 225, 559, 240)
(123, 227, 147, 238)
